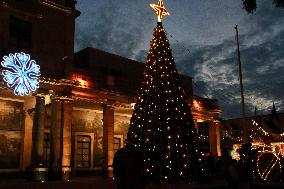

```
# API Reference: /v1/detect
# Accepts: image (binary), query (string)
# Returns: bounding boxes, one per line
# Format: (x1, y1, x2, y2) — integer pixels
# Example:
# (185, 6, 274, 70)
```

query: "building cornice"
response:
(39, 0, 72, 14)
(1, 0, 43, 19)
(39, 0, 80, 17)
(40, 77, 79, 87)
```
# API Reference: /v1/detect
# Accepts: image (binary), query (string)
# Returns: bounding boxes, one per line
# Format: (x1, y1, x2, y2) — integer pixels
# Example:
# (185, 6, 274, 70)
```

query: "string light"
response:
(126, 0, 200, 183)
(233, 141, 284, 181)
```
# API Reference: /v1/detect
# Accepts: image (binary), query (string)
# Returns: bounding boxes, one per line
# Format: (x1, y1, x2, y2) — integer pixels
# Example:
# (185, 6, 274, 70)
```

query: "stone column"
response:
(215, 122, 221, 157)
(31, 95, 46, 181)
(21, 97, 35, 171)
(102, 105, 114, 177)
(208, 120, 221, 157)
(61, 100, 73, 181)
(194, 120, 199, 134)
(49, 98, 73, 181)
(49, 98, 61, 180)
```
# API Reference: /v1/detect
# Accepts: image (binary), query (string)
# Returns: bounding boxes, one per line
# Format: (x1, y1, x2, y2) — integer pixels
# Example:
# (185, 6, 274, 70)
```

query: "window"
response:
(9, 16, 32, 53)
(43, 133, 50, 166)
(100, 67, 122, 88)
(114, 137, 121, 153)
(76, 135, 91, 168)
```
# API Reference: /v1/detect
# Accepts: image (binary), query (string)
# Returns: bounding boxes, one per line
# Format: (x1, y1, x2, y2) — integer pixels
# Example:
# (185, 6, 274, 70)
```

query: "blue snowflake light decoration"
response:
(1, 52, 40, 96)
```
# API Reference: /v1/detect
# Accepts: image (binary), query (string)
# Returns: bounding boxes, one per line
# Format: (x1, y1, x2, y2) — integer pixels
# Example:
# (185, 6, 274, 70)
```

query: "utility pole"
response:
(235, 25, 249, 143)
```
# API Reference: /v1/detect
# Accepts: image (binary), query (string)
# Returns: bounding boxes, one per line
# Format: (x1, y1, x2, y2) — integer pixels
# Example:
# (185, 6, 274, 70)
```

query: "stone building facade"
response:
(0, 0, 221, 181)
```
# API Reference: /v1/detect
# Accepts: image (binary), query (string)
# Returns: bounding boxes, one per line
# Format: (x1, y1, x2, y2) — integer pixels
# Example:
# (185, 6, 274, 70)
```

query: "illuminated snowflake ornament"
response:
(1, 52, 40, 96)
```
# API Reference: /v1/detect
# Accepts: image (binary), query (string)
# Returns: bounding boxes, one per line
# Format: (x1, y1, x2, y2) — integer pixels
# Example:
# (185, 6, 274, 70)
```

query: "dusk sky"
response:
(74, 0, 284, 119)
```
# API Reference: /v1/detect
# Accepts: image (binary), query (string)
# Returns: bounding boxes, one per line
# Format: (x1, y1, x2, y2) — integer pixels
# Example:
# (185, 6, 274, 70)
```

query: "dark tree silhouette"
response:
(242, 0, 284, 14)
(274, 0, 284, 8)
(243, 0, 257, 14)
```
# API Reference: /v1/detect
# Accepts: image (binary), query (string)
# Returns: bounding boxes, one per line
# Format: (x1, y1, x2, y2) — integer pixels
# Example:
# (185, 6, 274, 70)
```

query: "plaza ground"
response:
(0, 177, 284, 189)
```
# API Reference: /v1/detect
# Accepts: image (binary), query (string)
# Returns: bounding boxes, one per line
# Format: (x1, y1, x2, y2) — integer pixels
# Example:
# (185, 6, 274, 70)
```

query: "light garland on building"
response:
(222, 130, 243, 142)
(223, 119, 284, 144)
(252, 119, 284, 140)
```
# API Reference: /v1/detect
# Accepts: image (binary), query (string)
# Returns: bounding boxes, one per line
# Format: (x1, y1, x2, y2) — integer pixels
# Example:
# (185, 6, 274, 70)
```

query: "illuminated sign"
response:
(1, 52, 40, 96)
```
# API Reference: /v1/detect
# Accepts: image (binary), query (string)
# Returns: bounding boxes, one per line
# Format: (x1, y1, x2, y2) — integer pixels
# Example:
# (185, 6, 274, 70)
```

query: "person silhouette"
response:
(113, 147, 127, 189)
(113, 145, 144, 189)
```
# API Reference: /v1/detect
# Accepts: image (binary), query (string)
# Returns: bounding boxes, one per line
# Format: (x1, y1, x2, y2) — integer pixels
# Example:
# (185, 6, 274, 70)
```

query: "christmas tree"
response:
(127, 0, 199, 184)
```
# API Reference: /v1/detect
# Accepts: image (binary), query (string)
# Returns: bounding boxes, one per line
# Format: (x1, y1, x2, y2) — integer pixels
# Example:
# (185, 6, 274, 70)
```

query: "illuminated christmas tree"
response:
(127, 0, 199, 184)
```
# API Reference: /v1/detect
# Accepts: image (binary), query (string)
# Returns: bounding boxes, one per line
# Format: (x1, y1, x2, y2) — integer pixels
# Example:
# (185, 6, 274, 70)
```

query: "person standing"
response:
(113, 145, 144, 189)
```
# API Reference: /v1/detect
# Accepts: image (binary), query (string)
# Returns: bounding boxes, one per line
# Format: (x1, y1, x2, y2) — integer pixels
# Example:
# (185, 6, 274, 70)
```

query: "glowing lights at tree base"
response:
(233, 142, 284, 181)
(228, 118, 284, 182)
(1, 52, 40, 96)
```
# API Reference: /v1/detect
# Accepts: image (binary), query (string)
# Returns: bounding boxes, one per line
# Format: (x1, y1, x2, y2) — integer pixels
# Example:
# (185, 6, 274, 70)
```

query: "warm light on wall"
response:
(44, 94, 51, 105)
(193, 100, 203, 111)
(77, 78, 88, 86)
(72, 73, 92, 88)
(131, 103, 136, 109)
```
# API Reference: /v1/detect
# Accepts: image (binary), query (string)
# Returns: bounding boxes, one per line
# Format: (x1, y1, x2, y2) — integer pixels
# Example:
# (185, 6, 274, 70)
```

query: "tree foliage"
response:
(127, 22, 200, 183)
(242, 0, 284, 14)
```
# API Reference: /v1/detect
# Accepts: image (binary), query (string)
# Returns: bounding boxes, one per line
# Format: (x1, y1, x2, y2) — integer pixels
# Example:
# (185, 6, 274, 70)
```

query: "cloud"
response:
(75, 0, 153, 59)
(173, 2, 284, 118)
(75, 0, 284, 119)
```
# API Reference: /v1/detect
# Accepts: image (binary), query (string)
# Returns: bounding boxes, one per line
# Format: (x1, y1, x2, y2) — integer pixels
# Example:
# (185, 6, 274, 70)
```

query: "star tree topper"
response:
(150, 0, 170, 22)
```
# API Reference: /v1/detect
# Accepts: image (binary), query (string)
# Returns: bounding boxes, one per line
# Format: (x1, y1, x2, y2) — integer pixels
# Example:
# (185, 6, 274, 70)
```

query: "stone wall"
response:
(72, 108, 103, 168)
(114, 113, 131, 146)
(0, 99, 24, 169)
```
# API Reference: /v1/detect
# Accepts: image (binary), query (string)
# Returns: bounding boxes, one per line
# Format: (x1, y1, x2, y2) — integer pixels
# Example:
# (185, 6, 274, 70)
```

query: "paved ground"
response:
(0, 177, 227, 189)
(0, 177, 283, 189)
(0, 177, 115, 189)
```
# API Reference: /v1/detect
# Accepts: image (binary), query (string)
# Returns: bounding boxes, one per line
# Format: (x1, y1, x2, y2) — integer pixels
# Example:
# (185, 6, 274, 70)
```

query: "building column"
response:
(31, 95, 46, 181)
(208, 120, 222, 157)
(49, 98, 73, 181)
(102, 105, 114, 177)
(194, 120, 199, 134)
(49, 98, 61, 180)
(21, 97, 36, 171)
(61, 100, 73, 181)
